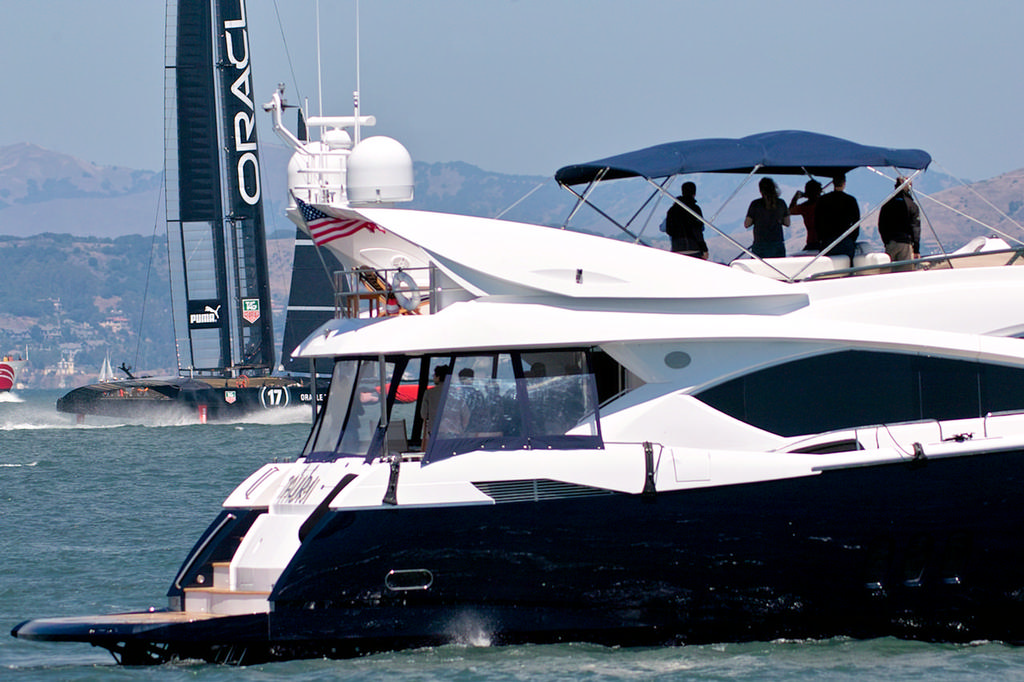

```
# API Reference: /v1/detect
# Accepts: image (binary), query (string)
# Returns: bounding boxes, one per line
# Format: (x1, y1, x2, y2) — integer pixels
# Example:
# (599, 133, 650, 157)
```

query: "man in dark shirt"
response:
(814, 173, 860, 260)
(665, 181, 708, 259)
(878, 177, 921, 271)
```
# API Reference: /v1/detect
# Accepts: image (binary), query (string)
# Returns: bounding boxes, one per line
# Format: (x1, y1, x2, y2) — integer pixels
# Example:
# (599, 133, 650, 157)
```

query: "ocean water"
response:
(3, 390, 1024, 680)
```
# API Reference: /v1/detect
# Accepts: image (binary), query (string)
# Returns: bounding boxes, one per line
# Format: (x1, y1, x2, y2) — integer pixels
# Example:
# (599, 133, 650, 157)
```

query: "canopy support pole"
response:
(897, 161, 1024, 248)
(625, 176, 673, 242)
(644, 168, 792, 279)
(560, 168, 650, 245)
(790, 168, 925, 281)
(709, 165, 761, 225)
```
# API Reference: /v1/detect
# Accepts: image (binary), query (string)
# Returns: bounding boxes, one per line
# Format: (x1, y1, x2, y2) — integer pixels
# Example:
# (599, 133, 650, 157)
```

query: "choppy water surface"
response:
(3, 390, 1023, 680)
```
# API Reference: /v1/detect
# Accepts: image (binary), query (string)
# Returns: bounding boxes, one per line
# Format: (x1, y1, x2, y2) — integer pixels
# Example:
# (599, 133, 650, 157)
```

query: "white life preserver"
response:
(391, 270, 421, 311)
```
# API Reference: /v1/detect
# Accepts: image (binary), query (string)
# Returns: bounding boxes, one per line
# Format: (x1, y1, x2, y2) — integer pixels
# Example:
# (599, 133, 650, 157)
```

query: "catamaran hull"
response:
(14, 448, 1024, 664)
(55, 380, 318, 421)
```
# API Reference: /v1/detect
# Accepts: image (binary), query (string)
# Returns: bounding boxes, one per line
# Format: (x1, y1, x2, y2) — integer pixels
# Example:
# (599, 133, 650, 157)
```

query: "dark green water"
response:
(2, 390, 1022, 680)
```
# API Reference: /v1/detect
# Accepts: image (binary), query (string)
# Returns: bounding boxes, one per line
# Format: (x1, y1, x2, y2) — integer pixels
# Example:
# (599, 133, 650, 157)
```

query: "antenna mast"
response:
(315, 0, 323, 119)
(354, 0, 362, 144)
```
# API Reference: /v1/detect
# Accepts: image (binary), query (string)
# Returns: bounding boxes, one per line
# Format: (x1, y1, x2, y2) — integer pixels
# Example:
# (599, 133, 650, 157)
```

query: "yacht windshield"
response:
(424, 350, 603, 463)
(303, 350, 604, 463)
(305, 358, 411, 461)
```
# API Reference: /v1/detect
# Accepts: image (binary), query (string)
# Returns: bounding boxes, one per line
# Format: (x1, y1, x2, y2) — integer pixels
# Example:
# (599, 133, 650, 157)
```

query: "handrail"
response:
(172, 512, 237, 591)
(333, 264, 458, 319)
(802, 245, 1024, 281)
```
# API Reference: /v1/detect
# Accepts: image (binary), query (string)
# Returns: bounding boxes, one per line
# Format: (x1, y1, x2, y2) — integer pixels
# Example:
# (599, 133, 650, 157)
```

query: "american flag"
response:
(294, 196, 381, 246)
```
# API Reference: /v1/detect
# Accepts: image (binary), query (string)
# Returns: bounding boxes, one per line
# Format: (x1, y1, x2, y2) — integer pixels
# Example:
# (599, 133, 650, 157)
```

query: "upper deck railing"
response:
(332, 265, 441, 319)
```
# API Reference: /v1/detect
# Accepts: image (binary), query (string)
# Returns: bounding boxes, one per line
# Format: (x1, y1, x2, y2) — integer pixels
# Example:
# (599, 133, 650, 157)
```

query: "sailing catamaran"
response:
(55, 0, 309, 422)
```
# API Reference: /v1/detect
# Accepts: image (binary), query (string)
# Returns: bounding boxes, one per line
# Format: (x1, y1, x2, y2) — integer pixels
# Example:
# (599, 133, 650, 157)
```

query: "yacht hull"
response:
(14, 448, 1024, 663)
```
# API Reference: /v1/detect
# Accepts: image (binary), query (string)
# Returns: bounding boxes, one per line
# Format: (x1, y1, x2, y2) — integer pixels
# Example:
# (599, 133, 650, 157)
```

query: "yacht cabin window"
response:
(303, 350, 603, 463)
(696, 350, 1024, 437)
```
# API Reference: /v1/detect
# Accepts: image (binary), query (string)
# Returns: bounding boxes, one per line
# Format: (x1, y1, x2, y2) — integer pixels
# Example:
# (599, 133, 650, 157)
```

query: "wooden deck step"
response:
(183, 586, 271, 616)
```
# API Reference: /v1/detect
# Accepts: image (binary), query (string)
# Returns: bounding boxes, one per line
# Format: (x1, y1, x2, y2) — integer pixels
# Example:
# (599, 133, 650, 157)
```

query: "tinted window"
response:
(696, 351, 1024, 436)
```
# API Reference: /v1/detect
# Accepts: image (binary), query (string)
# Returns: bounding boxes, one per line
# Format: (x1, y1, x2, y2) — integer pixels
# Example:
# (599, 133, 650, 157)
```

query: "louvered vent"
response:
(473, 479, 614, 503)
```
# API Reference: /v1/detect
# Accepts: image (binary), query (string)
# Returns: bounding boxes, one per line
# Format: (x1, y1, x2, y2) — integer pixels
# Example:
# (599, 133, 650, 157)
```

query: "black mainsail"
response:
(166, 0, 274, 377)
(56, 0, 308, 422)
(280, 227, 343, 377)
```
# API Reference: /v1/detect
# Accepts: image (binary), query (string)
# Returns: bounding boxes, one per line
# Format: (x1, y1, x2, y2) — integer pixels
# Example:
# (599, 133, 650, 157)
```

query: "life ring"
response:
(391, 271, 421, 311)
(236, 374, 248, 388)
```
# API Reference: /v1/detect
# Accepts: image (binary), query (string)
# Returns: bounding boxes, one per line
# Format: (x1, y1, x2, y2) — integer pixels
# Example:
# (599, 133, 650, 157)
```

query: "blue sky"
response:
(1, 0, 1022, 181)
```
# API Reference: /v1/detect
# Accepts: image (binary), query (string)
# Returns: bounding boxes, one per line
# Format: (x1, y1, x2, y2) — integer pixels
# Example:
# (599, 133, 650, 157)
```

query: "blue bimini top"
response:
(554, 130, 931, 186)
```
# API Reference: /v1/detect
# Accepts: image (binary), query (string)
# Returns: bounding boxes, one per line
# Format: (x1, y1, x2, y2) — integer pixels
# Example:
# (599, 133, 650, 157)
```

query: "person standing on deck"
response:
(744, 177, 790, 258)
(878, 176, 921, 271)
(814, 173, 860, 260)
(790, 179, 823, 251)
(665, 181, 709, 259)
(420, 365, 450, 449)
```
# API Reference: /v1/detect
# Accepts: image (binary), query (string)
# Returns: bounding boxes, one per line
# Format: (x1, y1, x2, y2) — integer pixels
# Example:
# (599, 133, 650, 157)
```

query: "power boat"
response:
(0, 351, 26, 391)
(15, 3, 1024, 666)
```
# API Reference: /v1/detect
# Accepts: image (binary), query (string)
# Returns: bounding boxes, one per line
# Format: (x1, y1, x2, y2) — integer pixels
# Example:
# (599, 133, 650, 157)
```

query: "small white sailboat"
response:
(97, 353, 115, 383)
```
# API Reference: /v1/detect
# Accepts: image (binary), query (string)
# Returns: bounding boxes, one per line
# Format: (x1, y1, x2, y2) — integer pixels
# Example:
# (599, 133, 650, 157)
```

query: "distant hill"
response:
(0, 143, 163, 238)
(0, 142, 580, 239)
(2, 142, 1021, 256)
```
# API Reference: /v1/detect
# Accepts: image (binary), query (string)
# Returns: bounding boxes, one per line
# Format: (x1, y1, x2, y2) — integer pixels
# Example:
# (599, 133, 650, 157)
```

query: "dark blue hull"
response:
(272, 450, 1024, 647)
(14, 449, 1024, 664)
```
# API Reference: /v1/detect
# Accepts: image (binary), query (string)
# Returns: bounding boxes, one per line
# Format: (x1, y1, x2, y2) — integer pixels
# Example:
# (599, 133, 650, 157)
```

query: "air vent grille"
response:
(473, 479, 614, 503)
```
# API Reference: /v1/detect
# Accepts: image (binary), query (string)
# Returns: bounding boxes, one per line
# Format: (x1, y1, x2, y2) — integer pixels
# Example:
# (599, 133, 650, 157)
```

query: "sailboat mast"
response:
(164, 0, 275, 378)
(165, 0, 226, 376)
(214, 0, 275, 375)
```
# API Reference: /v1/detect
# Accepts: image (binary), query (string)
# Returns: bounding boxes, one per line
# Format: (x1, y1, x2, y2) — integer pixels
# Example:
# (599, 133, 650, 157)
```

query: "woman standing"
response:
(744, 177, 790, 258)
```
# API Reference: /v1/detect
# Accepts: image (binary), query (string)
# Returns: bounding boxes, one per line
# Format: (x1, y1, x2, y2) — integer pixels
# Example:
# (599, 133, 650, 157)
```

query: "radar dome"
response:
(322, 128, 353, 150)
(347, 136, 414, 204)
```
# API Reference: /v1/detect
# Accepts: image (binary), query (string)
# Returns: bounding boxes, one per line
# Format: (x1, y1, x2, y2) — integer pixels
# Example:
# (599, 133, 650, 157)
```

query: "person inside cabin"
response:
(814, 173, 860, 260)
(877, 176, 921, 271)
(420, 365, 450, 449)
(744, 177, 790, 258)
(789, 179, 823, 252)
(665, 181, 709, 259)
(454, 368, 494, 435)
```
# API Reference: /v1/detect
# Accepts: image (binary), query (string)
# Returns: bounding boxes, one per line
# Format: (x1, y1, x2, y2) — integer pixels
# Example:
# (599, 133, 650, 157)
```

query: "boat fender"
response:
(392, 270, 421, 312)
